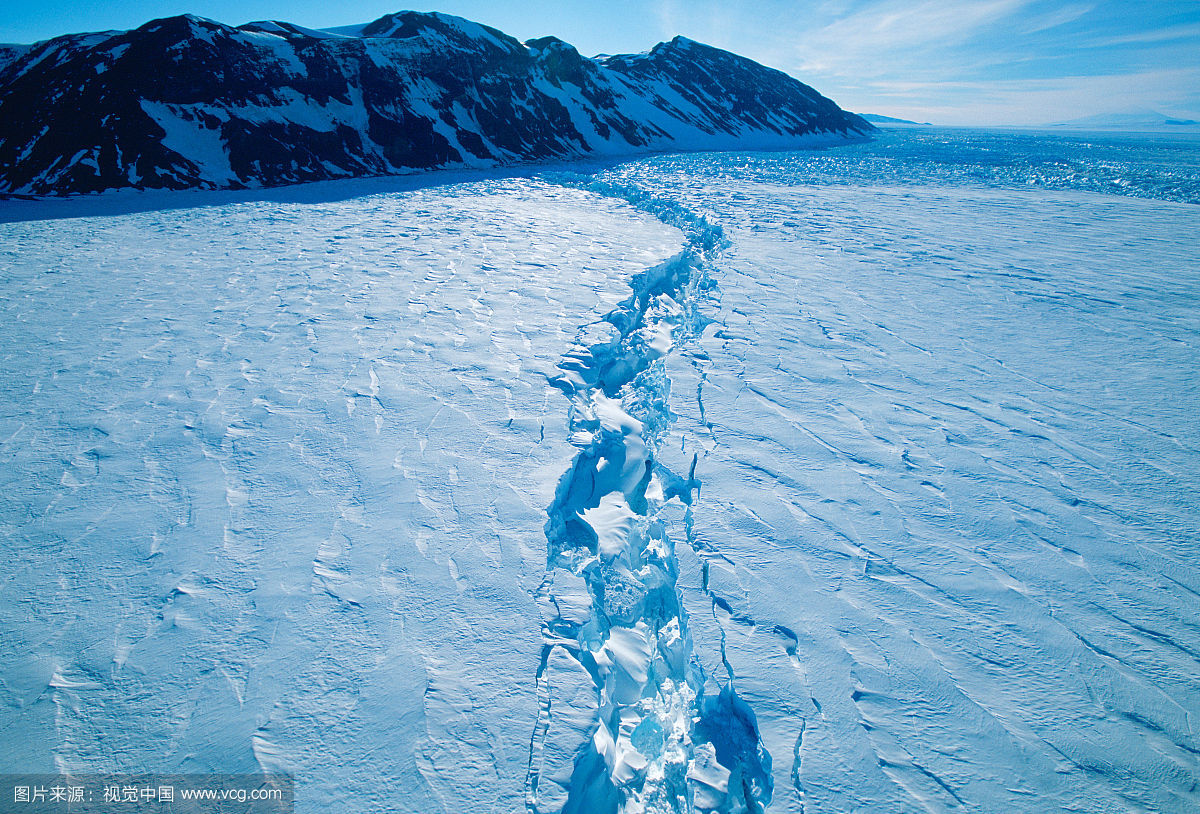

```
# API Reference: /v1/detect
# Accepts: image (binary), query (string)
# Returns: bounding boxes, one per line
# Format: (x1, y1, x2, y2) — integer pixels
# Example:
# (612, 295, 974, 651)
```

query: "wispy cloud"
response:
(730, 0, 1200, 124)
(772, 0, 1034, 82)
(808, 0, 1031, 55)
(654, 0, 683, 43)
(1019, 3, 1093, 34)
(1092, 21, 1200, 46)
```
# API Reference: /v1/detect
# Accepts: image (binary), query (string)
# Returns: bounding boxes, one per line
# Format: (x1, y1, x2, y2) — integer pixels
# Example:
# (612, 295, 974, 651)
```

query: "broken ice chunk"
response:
(592, 392, 643, 436)
(597, 621, 653, 705)
(537, 646, 601, 810)
(549, 570, 592, 626)
(687, 742, 730, 811)
(657, 616, 689, 674)
(579, 492, 637, 560)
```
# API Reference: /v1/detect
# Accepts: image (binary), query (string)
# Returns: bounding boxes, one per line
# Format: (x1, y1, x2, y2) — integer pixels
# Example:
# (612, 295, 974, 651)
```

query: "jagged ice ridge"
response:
(528, 175, 772, 813)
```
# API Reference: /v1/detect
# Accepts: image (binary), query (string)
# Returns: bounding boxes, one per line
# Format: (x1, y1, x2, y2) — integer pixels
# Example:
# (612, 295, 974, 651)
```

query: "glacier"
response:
(1, 127, 1199, 813)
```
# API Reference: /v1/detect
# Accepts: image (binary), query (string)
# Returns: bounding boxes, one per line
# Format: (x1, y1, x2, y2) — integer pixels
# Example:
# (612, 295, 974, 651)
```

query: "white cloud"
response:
(1019, 3, 1094, 34)
(715, 0, 1200, 126)
(799, 0, 1030, 62)
(1092, 21, 1200, 46)
(749, 0, 1038, 86)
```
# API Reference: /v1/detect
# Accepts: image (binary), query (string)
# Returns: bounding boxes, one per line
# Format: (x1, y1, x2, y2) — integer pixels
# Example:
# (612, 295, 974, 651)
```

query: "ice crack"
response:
(525, 175, 773, 814)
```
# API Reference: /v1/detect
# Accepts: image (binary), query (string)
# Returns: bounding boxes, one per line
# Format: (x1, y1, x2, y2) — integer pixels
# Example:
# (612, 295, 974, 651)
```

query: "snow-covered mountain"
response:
(0, 11, 872, 195)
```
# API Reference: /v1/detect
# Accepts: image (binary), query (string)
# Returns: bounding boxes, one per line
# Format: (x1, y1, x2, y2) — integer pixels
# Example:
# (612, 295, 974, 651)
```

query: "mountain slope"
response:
(0, 11, 872, 195)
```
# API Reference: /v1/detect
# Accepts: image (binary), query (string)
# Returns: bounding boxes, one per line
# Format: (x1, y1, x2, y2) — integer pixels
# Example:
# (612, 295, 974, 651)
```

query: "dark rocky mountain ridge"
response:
(0, 11, 873, 195)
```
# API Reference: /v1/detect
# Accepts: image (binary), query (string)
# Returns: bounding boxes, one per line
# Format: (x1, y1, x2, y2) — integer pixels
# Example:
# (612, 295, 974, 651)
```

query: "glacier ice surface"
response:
(2, 129, 1199, 813)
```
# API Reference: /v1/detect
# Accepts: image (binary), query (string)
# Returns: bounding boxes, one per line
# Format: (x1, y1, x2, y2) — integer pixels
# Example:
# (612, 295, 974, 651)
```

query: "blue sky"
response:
(2, 0, 1198, 125)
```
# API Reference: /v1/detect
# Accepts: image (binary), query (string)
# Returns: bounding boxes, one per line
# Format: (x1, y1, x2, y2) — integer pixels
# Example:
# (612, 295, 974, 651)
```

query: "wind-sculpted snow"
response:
(0, 175, 688, 811)
(0, 11, 870, 196)
(526, 177, 771, 813)
(582, 147, 1200, 812)
(2, 130, 1198, 814)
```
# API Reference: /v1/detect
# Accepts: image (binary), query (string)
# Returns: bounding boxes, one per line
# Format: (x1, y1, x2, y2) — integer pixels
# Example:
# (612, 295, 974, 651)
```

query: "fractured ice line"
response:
(524, 174, 773, 814)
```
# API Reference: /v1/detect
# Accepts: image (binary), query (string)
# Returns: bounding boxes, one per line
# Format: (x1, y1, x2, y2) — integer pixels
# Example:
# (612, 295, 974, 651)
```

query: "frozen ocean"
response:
(2, 127, 1199, 813)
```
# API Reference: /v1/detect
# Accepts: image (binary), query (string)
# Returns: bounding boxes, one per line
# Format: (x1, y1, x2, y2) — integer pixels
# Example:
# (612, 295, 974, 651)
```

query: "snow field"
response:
(2, 132, 1198, 814)
(641, 177, 1200, 813)
(0, 177, 683, 812)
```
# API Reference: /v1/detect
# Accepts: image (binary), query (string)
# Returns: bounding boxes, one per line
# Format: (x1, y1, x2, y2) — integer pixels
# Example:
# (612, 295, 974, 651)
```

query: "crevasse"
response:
(525, 174, 773, 814)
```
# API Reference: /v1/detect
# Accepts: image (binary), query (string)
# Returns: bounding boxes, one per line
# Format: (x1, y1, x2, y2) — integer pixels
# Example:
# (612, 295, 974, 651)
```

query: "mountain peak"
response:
(649, 35, 709, 56)
(136, 14, 227, 34)
(360, 10, 520, 49)
(524, 35, 573, 52)
(238, 20, 349, 40)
